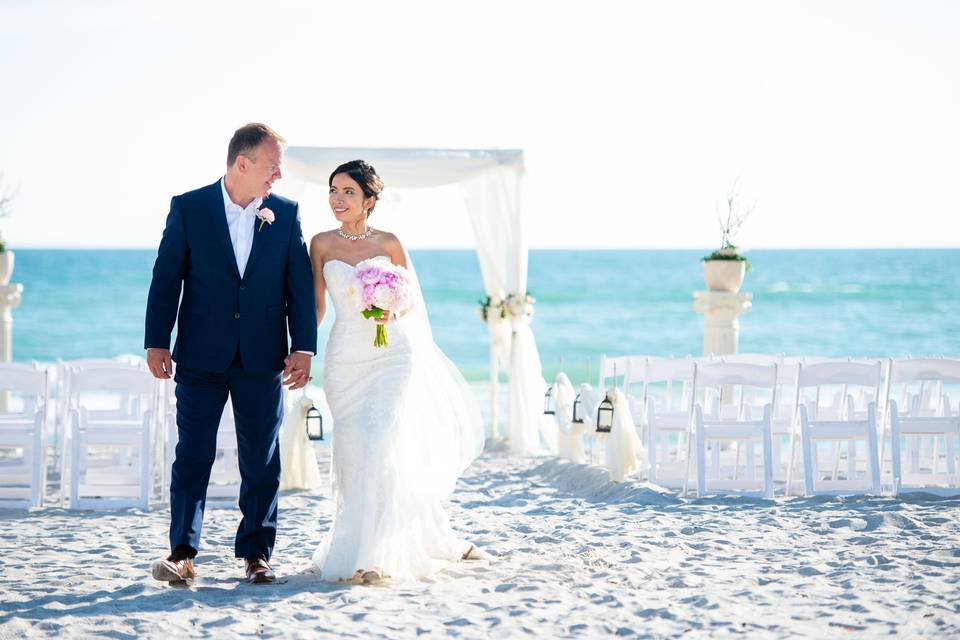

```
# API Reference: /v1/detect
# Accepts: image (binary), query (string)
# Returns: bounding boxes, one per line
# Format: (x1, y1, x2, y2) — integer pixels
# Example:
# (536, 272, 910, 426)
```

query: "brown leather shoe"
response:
(244, 556, 276, 584)
(151, 554, 197, 584)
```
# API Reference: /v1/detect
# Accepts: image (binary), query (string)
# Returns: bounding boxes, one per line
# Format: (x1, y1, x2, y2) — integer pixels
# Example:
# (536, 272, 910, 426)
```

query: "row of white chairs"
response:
(554, 354, 960, 498)
(0, 358, 243, 509)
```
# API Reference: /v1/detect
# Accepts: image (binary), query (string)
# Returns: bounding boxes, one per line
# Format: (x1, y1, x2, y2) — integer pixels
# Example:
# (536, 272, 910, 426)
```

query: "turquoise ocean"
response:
(11, 249, 960, 383)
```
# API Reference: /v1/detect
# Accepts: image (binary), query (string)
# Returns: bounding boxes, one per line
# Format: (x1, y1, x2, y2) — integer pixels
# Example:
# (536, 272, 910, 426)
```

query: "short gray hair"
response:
(227, 123, 285, 166)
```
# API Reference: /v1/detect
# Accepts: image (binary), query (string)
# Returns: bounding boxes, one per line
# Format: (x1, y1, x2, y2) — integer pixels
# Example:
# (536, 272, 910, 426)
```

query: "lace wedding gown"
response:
(313, 256, 485, 581)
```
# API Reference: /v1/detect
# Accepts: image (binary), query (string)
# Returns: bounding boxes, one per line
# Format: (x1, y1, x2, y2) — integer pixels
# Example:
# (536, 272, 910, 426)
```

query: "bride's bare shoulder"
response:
(310, 229, 337, 246)
(309, 230, 337, 258)
(378, 231, 408, 267)
(378, 229, 403, 249)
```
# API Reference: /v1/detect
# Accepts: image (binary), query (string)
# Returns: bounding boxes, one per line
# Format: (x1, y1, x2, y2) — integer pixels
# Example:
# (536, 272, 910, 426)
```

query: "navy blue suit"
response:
(145, 178, 317, 560)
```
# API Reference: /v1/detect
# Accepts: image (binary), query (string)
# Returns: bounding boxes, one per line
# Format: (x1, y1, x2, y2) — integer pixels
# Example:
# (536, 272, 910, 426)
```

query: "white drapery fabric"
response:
(604, 389, 646, 482)
(553, 373, 586, 463)
(285, 147, 548, 454)
(279, 391, 326, 491)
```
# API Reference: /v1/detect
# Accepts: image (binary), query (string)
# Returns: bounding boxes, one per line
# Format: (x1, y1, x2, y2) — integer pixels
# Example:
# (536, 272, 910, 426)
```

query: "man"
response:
(144, 123, 317, 585)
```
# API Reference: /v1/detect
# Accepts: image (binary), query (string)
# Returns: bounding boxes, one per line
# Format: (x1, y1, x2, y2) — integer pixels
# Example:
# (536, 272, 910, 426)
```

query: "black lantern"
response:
(572, 393, 584, 424)
(596, 394, 614, 433)
(305, 405, 324, 441)
(543, 385, 556, 415)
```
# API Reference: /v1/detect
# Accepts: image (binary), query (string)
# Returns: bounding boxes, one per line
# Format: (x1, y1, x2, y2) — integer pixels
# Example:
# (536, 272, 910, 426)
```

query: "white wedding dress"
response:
(313, 256, 485, 581)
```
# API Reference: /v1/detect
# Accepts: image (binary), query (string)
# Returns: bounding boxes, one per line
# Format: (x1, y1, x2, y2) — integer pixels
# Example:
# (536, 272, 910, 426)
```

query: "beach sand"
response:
(1, 447, 959, 638)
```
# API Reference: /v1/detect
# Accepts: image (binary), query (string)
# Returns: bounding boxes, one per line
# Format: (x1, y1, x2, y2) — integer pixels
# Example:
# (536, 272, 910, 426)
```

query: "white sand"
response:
(2, 447, 959, 638)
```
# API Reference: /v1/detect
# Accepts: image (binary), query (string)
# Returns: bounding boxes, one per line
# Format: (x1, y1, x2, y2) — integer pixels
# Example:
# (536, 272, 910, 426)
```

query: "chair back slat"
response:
(0, 365, 45, 394)
(70, 367, 155, 394)
(889, 358, 960, 384)
(698, 362, 778, 389)
(798, 361, 881, 388)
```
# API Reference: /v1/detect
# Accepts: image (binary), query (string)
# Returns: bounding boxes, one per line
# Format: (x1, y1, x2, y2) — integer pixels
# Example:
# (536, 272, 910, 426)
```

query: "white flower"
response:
(372, 283, 397, 310)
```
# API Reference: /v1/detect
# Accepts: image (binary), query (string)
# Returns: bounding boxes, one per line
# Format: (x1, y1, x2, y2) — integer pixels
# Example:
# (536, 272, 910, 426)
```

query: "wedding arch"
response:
(285, 146, 548, 454)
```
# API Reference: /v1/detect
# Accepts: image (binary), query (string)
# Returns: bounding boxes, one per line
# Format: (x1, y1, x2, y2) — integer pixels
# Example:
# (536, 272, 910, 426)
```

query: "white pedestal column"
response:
(0, 283, 23, 362)
(692, 291, 752, 356)
(0, 283, 23, 412)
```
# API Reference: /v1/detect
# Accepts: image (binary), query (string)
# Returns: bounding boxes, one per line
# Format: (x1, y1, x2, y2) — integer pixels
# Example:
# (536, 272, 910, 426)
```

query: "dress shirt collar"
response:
(220, 176, 263, 214)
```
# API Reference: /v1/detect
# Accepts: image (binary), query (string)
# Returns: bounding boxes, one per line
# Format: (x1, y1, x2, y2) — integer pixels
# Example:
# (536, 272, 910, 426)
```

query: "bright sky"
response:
(1, 0, 957, 249)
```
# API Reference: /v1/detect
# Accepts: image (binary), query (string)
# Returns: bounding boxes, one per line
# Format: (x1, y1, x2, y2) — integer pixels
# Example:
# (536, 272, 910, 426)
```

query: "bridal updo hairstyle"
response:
(329, 160, 384, 217)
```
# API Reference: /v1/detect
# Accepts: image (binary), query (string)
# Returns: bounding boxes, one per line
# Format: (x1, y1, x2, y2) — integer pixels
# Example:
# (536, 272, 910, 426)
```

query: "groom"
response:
(144, 123, 317, 585)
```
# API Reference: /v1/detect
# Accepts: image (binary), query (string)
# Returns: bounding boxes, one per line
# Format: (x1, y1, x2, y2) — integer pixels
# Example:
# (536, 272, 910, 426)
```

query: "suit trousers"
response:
(169, 351, 284, 560)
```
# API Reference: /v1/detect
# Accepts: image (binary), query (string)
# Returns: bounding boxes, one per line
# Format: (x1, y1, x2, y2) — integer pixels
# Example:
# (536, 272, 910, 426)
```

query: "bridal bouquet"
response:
(348, 258, 413, 348)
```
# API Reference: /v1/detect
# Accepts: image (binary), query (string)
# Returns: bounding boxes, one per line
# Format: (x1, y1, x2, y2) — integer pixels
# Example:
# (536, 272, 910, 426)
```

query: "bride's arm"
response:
(309, 234, 329, 326)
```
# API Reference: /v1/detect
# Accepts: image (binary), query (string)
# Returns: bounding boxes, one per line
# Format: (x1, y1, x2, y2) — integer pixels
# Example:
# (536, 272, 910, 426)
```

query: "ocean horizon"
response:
(9, 248, 960, 383)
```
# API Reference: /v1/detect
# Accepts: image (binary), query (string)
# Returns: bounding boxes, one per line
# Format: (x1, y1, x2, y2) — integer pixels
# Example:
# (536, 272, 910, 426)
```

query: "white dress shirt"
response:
(220, 177, 314, 358)
(221, 177, 261, 277)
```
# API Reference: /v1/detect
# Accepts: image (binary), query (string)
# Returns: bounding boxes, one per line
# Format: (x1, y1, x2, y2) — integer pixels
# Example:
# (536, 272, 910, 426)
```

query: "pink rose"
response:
(358, 267, 383, 286)
(362, 283, 376, 307)
(257, 207, 275, 224)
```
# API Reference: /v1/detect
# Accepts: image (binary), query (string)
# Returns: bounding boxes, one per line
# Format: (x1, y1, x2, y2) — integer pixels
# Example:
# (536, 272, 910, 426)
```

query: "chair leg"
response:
(801, 423, 815, 497)
(831, 441, 841, 482)
(909, 437, 920, 474)
(890, 423, 902, 496)
(70, 428, 81, 508)
(734, 441, 741, 480)
(947, 436, 957, 475)
(878, 422, 888, 486)
(867, 422, 881, 495)
(648, 423, 657, 484)
(140, 420, 151, 510)
(847, 440, 856, 482)
(931, 436, 940, 475)
(696, 425, 707, 498)
(712, 442, 720, 480)
(786, 429, 799, 496)
(762, 430, 774, 499)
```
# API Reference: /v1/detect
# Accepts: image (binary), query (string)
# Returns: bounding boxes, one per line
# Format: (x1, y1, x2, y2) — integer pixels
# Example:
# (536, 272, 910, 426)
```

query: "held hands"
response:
(374, 310, 392, 325)
(283, 352, 313, 390)
(146, 348, 174, 379)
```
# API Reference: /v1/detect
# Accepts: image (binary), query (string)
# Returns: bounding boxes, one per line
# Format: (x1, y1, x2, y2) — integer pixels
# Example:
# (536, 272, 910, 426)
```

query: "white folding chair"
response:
(165, 395, 241, 505)
(639, 357, 697, 489)
(0, 363, 50, 508)
(882, 358, 960, 496)
(719, 355, 800, 481)
(66, 366, 157, 509)
(787, 361, 882, 496)
(689, 362, 777, 498)
(598, 354, 630, 393)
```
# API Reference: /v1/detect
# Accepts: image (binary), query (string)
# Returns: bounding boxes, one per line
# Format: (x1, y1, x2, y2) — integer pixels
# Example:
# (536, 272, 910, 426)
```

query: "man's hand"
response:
(147, 348, 174, 379)
(282, 352, 312, 390)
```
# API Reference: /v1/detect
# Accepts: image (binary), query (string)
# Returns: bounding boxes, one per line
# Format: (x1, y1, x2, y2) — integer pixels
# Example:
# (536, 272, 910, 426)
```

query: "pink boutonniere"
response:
(257, 207, 275, 231)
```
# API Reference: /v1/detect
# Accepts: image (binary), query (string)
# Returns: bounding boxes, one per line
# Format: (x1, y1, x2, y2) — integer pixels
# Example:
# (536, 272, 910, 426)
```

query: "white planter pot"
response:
(0, 251, 13, 285)
(703, 259, 745, 293)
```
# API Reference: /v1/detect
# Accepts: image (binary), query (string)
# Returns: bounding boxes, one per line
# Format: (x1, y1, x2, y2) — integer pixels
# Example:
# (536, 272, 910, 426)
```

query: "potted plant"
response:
(702, 179, 753, 293)
(0, 173, 15, 285)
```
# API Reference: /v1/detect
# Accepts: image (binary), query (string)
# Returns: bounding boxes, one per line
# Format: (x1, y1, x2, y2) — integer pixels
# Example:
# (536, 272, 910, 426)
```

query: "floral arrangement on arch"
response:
(477, 291, 507, 323)
(478, 290, 536, 323)
(505, 292, 536, 321)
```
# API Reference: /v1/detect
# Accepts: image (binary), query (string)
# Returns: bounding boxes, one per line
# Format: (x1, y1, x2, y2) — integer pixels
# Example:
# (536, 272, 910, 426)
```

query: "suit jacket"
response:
(144, 179, 317, 373)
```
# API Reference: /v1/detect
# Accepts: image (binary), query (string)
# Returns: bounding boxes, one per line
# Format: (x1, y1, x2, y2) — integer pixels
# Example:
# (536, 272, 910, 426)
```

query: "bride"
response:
(308, 160, 486, 584)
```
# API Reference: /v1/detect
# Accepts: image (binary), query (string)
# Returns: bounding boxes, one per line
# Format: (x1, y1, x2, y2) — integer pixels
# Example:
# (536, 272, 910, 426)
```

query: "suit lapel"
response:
(242, 195, 273, 280)
(207, 179, 241, 281)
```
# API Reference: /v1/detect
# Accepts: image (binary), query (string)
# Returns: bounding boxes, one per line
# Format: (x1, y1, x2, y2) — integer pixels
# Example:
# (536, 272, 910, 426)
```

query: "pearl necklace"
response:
(337, 226, 375, 241)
